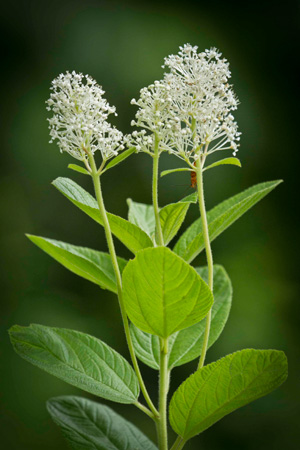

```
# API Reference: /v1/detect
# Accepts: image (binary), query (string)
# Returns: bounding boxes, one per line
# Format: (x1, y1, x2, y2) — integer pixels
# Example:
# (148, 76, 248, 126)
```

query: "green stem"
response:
(134, 401, 157, 421)
(170, 436, 186, 450)
(196, 156, 213, 370)
(158, 337, 169, 450)
(88, 152, 159, 419)
(153, 134, 164, 246)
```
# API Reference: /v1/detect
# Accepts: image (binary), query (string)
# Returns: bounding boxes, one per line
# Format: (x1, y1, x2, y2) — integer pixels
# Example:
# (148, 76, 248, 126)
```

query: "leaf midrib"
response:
(12, 330, 136, 400)
(181, 353, 284, 438)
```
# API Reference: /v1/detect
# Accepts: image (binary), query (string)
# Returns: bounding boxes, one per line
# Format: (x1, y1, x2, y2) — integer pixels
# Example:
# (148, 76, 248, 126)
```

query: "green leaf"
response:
(161, 168, 193, 178)
(102, 147, 136, 173)
(159, 202, 190, 245)
(126, 194, 197, 244)
(130, 324, 160, 370)
(169, 349, 288, 441)
(204, 157, 241, 171)
(68, 164, 90, 175)
(174, 180, 282, 263)
(52, 177, 153, 254)
(47, 396, 157, 450)
(27, 235, 127, 293)
(130, 265, 231, 370)
(122, 247, 213, 338)
(168, 265, 231, 368)
(127, 199, 156, 239)
(9, 324, 139, 404)
(179, 191, 197, 204)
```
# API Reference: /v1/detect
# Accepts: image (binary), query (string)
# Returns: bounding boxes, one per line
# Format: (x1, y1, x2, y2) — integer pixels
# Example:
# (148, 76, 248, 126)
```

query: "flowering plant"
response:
(9, 45, 287, 450)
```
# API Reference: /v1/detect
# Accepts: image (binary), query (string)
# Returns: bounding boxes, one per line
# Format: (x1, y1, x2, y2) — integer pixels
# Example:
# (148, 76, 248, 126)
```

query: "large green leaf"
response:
(174, 180, 282, 263)
(9, 324, 139, 404)
(47, 396, 157, 450)
(169, 349, 288, 441)
(27, 235, 127, 293)
(130, 265, 231, 370)
(159, 202, 190, 245)
(127, 199, 156, 239)
(52, 177, 153, 254)
(122, 247, 213, 338)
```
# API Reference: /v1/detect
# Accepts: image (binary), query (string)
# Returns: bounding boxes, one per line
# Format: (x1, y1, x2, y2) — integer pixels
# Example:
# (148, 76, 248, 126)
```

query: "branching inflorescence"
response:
(9, 44, 287, 450)
(47, 71, 124, 161)
(129, 44, 241, 167)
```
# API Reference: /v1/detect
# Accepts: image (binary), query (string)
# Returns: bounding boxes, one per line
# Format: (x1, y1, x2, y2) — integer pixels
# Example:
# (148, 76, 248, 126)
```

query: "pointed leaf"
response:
(130, 265, 231, 370)
(102, 147, 136, 173)
(47, 396, 157, 450)
(204, 157, 241, 171)
(161, 168, 193, 178)
(68, 164, 90, 175)
(127, 199, 156, 239)
(174, 180, 282, 263)
(122, 247, 213, 338)
(27, 235, 127, 293)
(180, 191, 197, 203)
(9, 324, 139, 404)
(52, 177, 153, 254)
(169, 349, 288, 441)
(159, 202, 190, 245)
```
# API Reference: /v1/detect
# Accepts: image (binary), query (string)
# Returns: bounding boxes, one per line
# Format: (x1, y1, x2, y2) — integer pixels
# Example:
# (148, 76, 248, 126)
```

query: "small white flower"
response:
(163, 44, 241, 162)
(129, 44, 241, 163)
(46, 71, 124, 161)
(126, 79, 180, 155)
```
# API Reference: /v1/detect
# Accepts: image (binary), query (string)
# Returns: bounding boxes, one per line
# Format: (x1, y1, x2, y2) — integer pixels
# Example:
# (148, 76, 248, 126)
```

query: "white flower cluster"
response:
(128, 81, 175, 154)
(129, 44, 241, 162)
(47, 71, 124, 161)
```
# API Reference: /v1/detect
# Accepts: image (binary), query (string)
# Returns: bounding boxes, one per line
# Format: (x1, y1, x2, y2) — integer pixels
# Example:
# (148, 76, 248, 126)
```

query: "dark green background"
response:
(1, 0, 299, 448)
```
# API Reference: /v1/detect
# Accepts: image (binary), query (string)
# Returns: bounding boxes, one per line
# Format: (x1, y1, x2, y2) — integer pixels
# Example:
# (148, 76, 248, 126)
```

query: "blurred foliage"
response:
(0, 0, 299, 449)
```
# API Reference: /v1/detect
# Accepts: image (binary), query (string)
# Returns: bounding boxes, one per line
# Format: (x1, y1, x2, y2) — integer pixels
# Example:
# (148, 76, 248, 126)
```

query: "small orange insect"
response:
(190, 161, 197, 189)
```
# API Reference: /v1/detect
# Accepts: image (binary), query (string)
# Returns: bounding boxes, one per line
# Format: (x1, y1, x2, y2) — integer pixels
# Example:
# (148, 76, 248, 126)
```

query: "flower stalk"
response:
(196, 154, 214, 369)
(158, 337, 170, 450)
(88, 150, 159, 420)
(153, 134, 164, 246)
